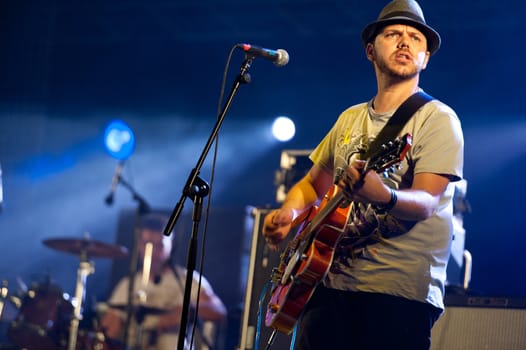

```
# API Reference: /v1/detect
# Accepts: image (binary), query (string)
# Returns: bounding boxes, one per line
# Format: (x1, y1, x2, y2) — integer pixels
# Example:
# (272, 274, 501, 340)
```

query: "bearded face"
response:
(368, 24, 430, 81)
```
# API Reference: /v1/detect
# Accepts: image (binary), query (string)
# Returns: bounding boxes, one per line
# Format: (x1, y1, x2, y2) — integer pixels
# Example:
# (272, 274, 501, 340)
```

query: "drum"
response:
(7, 283, 73, 350)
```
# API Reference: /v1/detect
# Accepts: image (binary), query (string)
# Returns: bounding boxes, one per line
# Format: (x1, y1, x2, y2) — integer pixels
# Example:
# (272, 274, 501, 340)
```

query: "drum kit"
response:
(0, 235, 163, 350)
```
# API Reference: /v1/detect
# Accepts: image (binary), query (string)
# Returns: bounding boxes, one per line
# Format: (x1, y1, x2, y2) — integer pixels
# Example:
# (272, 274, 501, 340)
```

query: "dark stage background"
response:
(0, 1, 525, 348)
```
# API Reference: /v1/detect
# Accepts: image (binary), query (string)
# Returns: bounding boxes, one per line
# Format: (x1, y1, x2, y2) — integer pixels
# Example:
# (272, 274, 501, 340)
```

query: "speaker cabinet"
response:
(237, 207, 292, 350)
(431, 295, 526, 349)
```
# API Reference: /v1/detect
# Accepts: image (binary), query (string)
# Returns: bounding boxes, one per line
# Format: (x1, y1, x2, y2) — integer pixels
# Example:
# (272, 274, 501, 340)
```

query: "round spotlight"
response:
(272, 116, 295, 142)
(104, 120, 135, 160)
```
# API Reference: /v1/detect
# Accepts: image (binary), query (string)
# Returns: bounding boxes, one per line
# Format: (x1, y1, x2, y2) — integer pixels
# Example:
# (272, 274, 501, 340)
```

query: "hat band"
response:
(379, 10, 425, 24)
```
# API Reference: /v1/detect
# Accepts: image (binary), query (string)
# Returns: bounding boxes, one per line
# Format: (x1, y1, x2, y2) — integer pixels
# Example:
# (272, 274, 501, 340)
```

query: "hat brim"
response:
(361, 17, 441, 55)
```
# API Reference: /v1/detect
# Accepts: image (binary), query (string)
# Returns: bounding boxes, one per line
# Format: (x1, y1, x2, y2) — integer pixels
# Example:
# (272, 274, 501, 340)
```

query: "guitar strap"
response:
(363, 91, 434, 159)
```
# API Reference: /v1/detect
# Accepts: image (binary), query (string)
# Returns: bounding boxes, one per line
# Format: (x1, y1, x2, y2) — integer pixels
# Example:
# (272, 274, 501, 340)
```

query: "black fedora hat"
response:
(361, 0, 441, 55)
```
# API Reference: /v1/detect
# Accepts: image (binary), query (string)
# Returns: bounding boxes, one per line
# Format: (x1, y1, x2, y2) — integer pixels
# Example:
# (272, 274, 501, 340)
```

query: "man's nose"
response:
(397, 37, 410, 49)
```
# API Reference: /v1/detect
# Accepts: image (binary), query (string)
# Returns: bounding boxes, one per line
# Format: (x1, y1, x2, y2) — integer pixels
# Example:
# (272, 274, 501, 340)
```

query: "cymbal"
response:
(43, 237, 128, 258)
(107, 303, 171, 316)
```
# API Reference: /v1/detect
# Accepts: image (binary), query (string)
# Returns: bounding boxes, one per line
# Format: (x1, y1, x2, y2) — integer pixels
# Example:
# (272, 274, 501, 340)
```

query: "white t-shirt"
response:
(108, 265, 213, 350)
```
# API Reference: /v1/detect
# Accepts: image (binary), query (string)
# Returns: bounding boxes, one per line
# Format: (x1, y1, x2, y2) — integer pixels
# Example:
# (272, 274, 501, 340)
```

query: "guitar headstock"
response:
(366, 133, 412, 173)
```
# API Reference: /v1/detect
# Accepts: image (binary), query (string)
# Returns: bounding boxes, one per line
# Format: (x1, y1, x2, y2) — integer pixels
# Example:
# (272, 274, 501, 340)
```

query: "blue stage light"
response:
(104, 120, 135, 160)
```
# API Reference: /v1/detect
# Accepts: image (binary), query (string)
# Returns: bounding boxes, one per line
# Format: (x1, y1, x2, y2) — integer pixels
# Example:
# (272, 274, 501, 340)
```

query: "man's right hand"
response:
(262, 208, 294, 251)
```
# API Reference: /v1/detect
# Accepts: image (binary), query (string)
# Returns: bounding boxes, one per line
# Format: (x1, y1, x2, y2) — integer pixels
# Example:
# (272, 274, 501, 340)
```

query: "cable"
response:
(254, 280, 271, 350)
(188, 44, 238, 350)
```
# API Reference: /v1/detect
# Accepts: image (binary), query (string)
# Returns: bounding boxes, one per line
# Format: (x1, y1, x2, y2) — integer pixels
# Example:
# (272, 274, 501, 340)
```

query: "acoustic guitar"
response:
(265, 133, 412, 334)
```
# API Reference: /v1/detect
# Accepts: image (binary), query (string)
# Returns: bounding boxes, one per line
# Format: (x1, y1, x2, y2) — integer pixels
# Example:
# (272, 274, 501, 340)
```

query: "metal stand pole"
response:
(67, 251, 94, 350)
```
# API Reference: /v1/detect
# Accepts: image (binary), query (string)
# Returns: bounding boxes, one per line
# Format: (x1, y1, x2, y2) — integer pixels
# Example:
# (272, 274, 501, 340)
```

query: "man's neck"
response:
(373, 76, 420, 113)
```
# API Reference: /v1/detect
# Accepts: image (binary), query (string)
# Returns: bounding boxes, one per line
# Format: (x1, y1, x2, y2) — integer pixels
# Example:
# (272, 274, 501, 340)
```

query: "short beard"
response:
(376, 55, 419, 80)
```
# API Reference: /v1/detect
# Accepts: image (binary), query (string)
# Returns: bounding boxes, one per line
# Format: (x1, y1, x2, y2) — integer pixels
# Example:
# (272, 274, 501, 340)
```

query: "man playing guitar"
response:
(262, 1, 464, 349)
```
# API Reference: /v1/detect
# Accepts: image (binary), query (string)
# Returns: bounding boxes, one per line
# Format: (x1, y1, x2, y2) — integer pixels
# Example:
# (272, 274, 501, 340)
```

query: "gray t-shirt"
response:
(309, 97, 463, 310)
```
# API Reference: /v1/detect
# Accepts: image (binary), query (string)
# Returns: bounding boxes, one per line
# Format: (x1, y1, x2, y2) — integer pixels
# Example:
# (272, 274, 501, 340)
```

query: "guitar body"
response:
(264, 133, 412, 335)
(265, 186, 350, 334)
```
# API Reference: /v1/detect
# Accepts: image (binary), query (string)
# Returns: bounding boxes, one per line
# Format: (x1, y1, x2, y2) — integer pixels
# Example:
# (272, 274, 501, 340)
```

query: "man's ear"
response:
(365, 43, 375, 62)
(422, 51, 430, 70)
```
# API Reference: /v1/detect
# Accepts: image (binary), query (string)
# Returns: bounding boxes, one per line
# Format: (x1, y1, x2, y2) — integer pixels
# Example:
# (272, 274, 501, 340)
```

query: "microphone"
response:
(104, 161, 124, 205)
(236, 43, 289, 67)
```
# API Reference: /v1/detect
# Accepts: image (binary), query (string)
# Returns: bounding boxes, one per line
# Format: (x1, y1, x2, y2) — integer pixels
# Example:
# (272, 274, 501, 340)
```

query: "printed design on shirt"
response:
(334, 128, 368, 172)
(330, 129, 408, 273)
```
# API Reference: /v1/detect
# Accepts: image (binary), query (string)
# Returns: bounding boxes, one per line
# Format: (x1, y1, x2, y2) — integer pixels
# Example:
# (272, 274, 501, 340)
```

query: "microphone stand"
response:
(164, 56, 254, 350)
(118, 176, 152, 215)
(110, 174, 151, 349)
